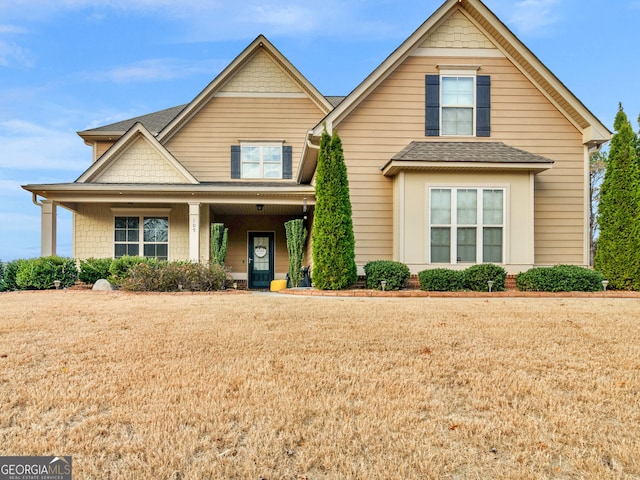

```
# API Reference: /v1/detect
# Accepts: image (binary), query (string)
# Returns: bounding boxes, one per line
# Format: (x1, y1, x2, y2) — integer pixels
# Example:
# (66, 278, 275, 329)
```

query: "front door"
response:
(248, 232, 274, 289)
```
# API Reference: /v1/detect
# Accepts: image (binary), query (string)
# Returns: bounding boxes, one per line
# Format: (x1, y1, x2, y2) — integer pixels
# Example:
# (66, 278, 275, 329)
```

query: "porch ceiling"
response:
(210, 203, 310, 216)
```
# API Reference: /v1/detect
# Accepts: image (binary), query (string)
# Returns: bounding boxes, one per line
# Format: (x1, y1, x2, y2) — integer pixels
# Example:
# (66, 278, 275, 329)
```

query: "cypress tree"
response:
(312, 126, 357, 290)
(594, 104, 640, 289)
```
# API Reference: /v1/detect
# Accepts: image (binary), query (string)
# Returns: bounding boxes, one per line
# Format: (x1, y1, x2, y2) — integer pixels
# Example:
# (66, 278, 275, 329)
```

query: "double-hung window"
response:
(241, 143, 283, 179)
(429, 187, 504, 264)
(114, 215, 169, 260)
(425, 70, 490, 137)
(441, 76, 475, 136)
(231, 143, 293, 180)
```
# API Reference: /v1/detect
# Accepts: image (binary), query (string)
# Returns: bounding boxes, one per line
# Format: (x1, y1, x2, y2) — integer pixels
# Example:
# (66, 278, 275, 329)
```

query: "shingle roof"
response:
(391, 141, 554, 164)
(78, 104, 188, 136)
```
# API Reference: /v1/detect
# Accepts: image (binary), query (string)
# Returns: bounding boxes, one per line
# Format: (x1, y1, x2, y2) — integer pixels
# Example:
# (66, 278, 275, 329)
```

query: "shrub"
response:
(464, 263, 506, 292)
(418, 268, 465, 291)
(0, 261, 4, 289)
(1, 260, 21, 291)
(364, 260, 410, 290)
(108, 256, 149, 285)
(79, 258, 113, 285)
(285, 219, 308, 288)
(119, 261, 226, 292)
(15, 256, 77, 290)
(516, 265, 605, 292)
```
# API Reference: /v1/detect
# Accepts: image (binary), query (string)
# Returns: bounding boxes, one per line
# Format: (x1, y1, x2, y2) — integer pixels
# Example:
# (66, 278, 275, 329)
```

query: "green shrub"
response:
(1, 260, 21, 291)
(0, 261, 4, 289)
(15, 256, 78, 290)
(516, 265, 605, 292)
(464, 263, 506, 292)
(418, 268, 465, 291)
(108, 256, 150, 285)
(79, 258, 113, 285)
(364, 260, 410, 290)
(120, 261, 226, 292)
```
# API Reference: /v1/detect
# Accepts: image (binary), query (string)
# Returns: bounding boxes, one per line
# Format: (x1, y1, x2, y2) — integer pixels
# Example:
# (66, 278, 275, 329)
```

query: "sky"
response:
(0, 0, 638, 261)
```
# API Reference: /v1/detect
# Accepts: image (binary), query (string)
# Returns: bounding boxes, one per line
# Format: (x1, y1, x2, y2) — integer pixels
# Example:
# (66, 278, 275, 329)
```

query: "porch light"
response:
(256, 204, 264, 212)
(602, 280, 609, 292)
(487, 280, 494, 292)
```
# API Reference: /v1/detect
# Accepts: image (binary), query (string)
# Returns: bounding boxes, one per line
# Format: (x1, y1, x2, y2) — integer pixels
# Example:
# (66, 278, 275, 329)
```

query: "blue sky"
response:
(1, 0, 638, 261)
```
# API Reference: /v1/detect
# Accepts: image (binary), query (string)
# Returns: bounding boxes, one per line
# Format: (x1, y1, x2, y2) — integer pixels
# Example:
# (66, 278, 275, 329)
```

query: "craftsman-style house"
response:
(23, 0, 610, 288)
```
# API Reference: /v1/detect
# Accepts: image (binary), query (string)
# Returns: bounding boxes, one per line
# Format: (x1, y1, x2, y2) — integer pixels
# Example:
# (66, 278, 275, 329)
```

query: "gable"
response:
(421, 10, 497, 50)
(94, 136, 191, 184)
(76, 123, 199, 184)
(220, 49, 303, 94)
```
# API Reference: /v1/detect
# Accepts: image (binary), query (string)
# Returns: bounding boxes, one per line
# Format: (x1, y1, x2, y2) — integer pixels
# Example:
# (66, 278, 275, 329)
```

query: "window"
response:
(441, 76, 474, 136)
(429, 187, 504, 264)
(114, 216, 169, 260)
(241, 143, 283, 179)
(231, 144, 293, 180)
(425, 74, 490, 137)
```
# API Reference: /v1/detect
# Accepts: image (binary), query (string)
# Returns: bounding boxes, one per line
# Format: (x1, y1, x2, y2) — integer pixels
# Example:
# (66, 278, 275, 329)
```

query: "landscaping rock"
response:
(92, 279, 112, 291)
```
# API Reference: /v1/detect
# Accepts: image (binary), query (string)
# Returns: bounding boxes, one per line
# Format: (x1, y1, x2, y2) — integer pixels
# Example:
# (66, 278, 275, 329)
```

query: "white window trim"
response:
(438, 67, 478, 138)
(111, 208, 171, 260)
(426, 185, 508, 265)
(240, 141, 284, 179)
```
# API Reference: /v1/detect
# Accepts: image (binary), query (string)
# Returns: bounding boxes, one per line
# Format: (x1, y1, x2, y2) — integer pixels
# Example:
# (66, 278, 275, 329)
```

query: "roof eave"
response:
(381, 160, 554, 177)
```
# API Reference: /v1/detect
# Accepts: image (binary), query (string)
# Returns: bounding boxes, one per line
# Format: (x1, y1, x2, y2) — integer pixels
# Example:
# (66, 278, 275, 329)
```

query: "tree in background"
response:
(589, 150, 607, 265)
(594, 104, 640, 289)
(210, 223, 228, 266)
(312, 126, 357, 290)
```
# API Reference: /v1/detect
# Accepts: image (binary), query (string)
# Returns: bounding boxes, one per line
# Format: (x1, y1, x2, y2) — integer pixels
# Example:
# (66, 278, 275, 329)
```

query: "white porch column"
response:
(188, 202, 201, 262)
(41, 200, 57, 257)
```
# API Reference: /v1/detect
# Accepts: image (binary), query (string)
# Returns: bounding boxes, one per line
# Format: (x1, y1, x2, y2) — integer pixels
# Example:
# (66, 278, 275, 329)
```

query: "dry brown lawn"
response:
(0, 290, 639, 479)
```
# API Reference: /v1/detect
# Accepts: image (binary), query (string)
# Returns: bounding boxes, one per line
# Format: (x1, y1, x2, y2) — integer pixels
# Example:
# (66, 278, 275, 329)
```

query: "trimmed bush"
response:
(516, 265, 605, 292)
(364, 260, 410, 290)
(0, 261, 4, 290)
(108, 256, 150, 285)
(1, 260, 21, 291)
(79, 258, 113, 285)
(464, 263, 506, 292)
(15, 256, 77, 290)
(418, 268, 465, 291)
(120, 261, 226, 292)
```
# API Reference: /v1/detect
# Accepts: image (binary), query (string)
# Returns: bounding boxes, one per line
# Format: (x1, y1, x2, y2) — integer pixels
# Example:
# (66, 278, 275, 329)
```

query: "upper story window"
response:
(231, 143, 293, 180)
(241, 143, 283, 179)
(441, 76, 475, 136)
(426, 69, 490, 137)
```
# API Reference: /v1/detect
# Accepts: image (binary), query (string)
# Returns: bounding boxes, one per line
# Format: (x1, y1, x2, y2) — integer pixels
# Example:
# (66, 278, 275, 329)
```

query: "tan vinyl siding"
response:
(336, 54, 585, 267)
(96, 141, 115, 159)
(166, 97, 325, 182)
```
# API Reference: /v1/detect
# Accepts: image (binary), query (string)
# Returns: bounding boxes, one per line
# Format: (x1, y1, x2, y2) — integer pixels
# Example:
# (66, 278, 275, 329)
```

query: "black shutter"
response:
(282, 145, 293, 179)
(231, 145, 241, 179)
(476, 75, 491, 137)
(425, 75, 440, 136)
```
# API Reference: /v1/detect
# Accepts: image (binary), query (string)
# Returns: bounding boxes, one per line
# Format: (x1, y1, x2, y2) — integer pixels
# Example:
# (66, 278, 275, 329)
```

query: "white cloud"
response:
(0, 120, 89, 171)
(0, 39, 33, 67)
(506, 0, 562, 35)
(84, 57, 226, 84)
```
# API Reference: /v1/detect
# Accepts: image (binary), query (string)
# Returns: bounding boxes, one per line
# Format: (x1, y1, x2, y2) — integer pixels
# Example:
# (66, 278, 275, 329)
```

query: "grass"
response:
(1, 290, 639, 479)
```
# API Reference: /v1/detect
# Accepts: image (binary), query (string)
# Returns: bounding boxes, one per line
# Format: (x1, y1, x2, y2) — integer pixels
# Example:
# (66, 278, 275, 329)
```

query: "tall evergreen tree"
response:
(594, 104, 640, 289)
(312, 126, 357, 290)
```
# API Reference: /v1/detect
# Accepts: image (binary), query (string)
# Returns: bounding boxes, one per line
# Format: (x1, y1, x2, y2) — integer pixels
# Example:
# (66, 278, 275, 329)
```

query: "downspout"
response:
(32, 192, 44, 207)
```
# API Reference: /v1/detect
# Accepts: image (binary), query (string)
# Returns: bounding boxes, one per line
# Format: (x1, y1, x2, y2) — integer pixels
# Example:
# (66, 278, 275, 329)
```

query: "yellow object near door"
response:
(270, 279, 287, 292)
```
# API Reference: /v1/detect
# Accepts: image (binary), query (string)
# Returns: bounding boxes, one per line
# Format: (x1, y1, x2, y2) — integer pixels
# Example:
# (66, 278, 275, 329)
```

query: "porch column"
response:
(41, 200, 57, 257)
(189, 202, 200, 262)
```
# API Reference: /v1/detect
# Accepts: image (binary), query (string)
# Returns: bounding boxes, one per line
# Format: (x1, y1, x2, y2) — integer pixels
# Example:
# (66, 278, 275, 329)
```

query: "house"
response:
(23, 0, 610, 288)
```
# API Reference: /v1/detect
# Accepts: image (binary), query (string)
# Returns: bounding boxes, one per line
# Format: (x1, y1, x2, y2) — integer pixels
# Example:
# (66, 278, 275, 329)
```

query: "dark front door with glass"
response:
(248, 232, 274, 289)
